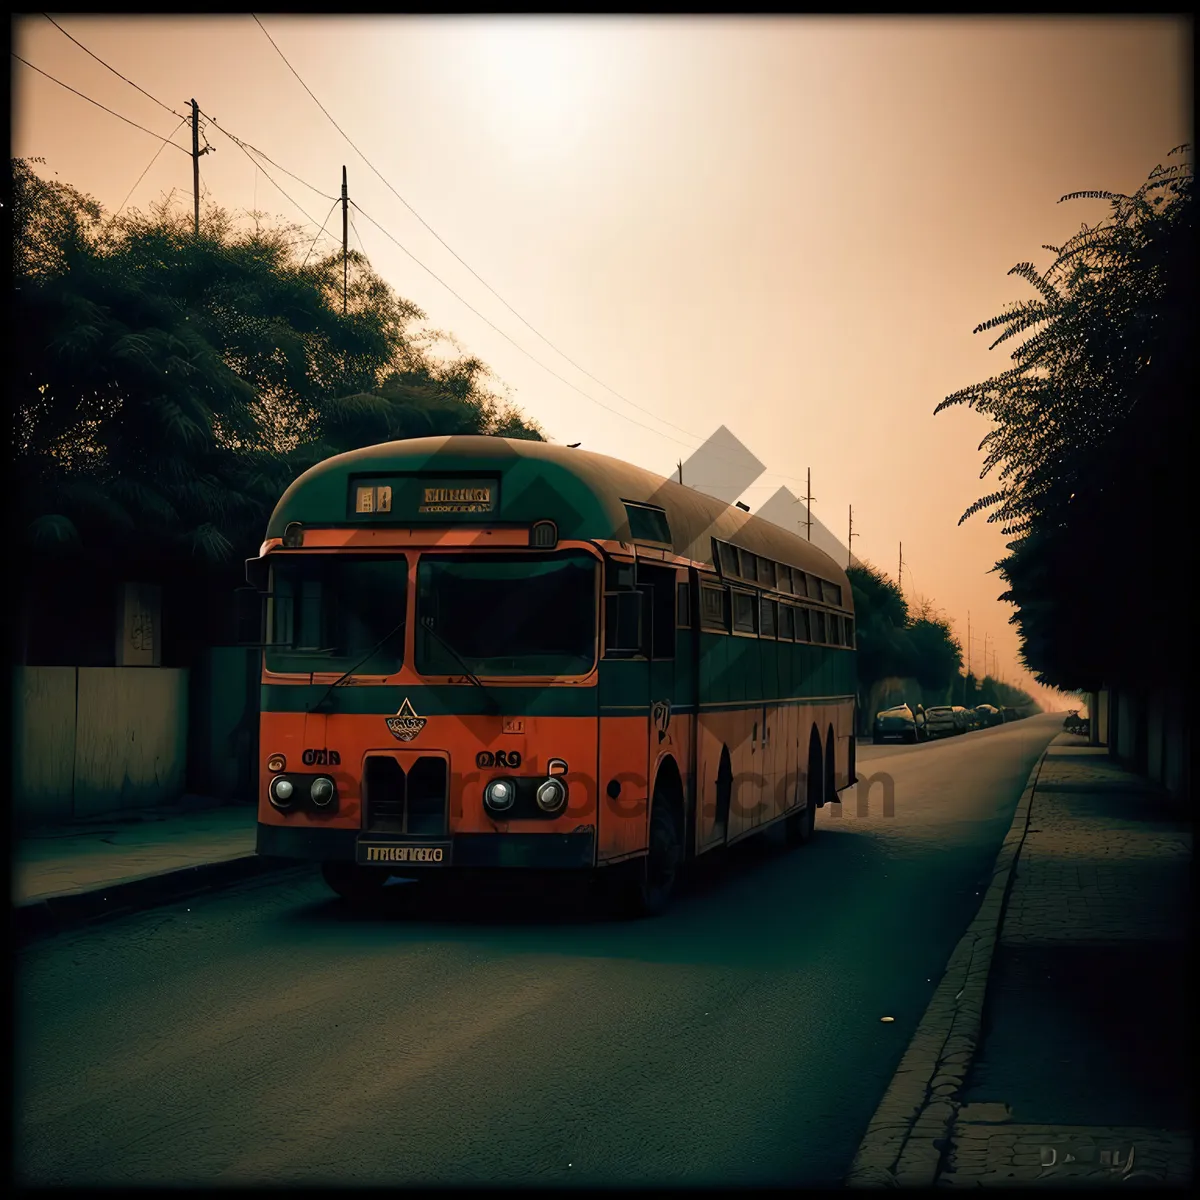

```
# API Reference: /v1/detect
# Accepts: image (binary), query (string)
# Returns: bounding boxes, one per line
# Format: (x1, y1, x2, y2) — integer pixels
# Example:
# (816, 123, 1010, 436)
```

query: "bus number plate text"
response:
(357, 841, 451, 867)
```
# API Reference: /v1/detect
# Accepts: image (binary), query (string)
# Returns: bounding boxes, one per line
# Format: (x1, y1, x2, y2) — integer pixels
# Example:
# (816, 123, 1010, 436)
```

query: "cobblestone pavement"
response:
(942, 1111, 1192, 1187)
(938, 734, 1193, 1188)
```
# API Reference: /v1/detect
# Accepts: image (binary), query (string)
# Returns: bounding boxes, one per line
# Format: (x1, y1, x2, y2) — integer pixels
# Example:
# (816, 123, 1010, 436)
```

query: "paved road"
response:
(16, 713, 1063, 1187)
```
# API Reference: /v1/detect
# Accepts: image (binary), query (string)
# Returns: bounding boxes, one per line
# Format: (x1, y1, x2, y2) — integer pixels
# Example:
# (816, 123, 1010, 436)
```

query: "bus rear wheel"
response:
(785, 798, 816, 846)
(618, 797, 682, 918)
(786, 753, 821, 846)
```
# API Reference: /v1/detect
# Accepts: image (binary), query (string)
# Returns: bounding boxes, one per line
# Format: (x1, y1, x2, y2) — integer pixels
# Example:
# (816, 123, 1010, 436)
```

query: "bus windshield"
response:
(266, 555, 408, 676)
(416, 552, 597, 677)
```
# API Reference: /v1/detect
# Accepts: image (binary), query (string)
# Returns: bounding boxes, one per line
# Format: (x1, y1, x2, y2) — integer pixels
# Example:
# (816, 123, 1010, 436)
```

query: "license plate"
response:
(357, 840, 452, 867)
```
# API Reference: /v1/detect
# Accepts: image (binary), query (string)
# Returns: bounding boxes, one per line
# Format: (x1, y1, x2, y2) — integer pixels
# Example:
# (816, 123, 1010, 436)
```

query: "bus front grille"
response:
(363, 754, 448, 835)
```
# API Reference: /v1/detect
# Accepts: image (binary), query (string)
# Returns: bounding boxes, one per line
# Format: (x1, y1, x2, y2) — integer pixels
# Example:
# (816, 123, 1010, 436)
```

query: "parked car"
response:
(974, 704, 1003, 728)
(951, 705, 970, 733)
(873, 703, 926, 744)
(924, 706, 957, 738)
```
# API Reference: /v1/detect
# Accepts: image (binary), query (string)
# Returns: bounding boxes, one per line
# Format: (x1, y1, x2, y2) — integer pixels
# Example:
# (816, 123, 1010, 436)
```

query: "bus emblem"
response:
(385, 698, 427, 742)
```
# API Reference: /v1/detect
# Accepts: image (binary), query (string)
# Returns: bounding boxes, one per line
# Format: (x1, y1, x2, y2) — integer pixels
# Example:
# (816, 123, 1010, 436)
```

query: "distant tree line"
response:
(935, 147, 1192, 695)
(847, 562, 1039, 731)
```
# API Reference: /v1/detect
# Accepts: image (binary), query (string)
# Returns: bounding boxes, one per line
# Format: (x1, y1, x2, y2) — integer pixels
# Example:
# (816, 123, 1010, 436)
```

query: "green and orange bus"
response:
(247, 435, 857, 916)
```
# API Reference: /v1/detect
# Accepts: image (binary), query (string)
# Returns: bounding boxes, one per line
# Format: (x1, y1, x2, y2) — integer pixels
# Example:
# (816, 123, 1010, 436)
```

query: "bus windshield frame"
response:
(415, 549, 599, 680)
(264, 553, 408, 677)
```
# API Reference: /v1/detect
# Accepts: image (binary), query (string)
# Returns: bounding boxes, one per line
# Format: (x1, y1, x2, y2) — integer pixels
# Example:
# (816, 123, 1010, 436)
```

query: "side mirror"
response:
(245, 555, 269, 591)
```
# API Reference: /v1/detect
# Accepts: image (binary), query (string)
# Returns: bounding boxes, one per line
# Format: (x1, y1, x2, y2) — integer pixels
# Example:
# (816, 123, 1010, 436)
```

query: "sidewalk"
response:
(847, 731, 1193, 1189)
(13, 796, 295, 941)
(937, 736, 1192, 1187)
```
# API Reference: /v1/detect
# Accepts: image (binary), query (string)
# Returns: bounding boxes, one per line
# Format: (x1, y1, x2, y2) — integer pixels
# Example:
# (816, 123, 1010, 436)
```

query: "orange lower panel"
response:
(258, 711, 598, 836)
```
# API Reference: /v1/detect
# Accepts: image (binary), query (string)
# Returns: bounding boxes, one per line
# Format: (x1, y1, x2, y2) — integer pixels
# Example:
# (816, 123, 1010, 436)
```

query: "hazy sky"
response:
(12, 15, 1192, 709)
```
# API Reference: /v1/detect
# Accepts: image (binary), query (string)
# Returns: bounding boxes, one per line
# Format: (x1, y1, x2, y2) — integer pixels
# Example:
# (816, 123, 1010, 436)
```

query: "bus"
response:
(246, 435, 857, 916)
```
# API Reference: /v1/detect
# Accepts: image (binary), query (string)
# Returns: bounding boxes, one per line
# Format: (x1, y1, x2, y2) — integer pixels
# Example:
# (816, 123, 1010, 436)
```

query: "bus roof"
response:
(266, 435, 853, 599)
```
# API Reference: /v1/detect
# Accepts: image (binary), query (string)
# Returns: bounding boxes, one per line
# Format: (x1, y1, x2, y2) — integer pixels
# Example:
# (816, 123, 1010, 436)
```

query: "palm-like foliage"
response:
(936, 147, 1193, 690)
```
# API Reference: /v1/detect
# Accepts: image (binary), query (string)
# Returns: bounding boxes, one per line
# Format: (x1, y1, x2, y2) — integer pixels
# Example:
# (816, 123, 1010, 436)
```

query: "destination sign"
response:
(347, 476, 499, 518)
(418, 482, 496, 514)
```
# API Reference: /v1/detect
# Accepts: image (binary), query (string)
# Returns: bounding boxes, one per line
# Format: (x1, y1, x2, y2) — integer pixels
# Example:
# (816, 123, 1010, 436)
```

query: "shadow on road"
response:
(268, 820, 898, 971)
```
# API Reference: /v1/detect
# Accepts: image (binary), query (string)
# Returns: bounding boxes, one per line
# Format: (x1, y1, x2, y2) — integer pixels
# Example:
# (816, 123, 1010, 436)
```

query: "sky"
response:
(11, 15, 1192, 711)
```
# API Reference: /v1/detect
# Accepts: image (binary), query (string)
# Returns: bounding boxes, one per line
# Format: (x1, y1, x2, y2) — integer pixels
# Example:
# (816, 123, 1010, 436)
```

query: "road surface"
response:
(16, 713, 1062, 1187)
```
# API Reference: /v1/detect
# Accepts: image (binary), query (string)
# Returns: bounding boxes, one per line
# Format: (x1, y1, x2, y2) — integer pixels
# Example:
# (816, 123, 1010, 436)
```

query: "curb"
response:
(14, 854, 308, 946)
(844, 741, 1053, 1188)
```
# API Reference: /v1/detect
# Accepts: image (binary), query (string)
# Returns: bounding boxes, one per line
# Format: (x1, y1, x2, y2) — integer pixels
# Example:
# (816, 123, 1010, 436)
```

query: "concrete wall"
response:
(188, 647, 259, 801)
(12, 666, 77, 827)
(13, 666, 189, 828)
(1105, 684, 1189, 806)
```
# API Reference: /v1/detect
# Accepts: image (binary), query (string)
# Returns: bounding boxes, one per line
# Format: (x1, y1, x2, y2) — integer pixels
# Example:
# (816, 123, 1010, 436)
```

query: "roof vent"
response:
(531, 520, 558, 548)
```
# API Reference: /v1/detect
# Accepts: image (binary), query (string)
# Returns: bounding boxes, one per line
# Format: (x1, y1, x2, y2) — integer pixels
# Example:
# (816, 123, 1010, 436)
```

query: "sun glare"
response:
(463, 20, 609, 159)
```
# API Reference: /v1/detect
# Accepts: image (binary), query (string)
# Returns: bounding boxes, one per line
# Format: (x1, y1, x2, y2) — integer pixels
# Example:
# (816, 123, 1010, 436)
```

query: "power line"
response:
(16, 23, 846, 501)
(41, 13, 187, 120)
(249, 14, 713, 447)
(198, 109, 338, 203)
(207, 121, 326, 231)
(246, 19, 841, 496)
(349, 198, 712, 449)
(114, 115, 188, 219)
(302, 199, 342, 269)
(12, 53, 190, 150)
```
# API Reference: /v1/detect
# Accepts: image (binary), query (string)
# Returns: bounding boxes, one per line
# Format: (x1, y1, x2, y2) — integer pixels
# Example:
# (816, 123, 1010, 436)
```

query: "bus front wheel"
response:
(618, 798, 682, 919)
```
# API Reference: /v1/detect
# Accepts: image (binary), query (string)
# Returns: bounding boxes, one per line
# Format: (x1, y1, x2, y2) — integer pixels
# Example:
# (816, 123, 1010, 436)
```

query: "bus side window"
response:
(676, 582, 690, 628)
(760, 596, 777, 638)
(700, 584, 728, 632)
(779, 603, 795, 641)
(604, 591, 644, 656)
(635, 564, 676, 659)
(812, 610, 827, 644)
(732, 590, 757, 635)
(796, 607, 812, 642)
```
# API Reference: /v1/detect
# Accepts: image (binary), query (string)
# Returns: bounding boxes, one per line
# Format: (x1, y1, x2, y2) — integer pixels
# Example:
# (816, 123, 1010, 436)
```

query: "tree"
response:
(935, 147, 1193, 691)
(11, 157, 543, 664)
(12, 158, 542, 579)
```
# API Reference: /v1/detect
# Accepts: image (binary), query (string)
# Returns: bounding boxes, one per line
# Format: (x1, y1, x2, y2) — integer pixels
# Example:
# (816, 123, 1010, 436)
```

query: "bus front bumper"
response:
(257, 823, 596, 870)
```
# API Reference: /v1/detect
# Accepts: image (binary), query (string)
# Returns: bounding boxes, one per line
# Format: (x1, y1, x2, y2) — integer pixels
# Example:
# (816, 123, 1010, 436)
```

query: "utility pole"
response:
(801, 468, 815, 541)
(191, 99, 201, 235)
(847, 504, 858, 568)
(188, 100, 214, 236)
(967, 611, 972, 678)
(898, 542, 904, 592)
(341, 166, 349, 315)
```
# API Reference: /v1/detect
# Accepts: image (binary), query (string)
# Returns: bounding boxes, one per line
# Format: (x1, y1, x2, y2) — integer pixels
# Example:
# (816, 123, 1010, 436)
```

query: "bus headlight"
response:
(310, 777, 335, 808)
(269, 776, 295, 809)
(536, 777, 567, 813)
(484, 779, 515, 813)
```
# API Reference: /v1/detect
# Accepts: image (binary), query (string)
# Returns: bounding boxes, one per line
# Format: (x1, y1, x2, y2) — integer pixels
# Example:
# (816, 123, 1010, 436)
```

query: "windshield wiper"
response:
(307, 618, 407, 714)
(420, 617, 498, 713)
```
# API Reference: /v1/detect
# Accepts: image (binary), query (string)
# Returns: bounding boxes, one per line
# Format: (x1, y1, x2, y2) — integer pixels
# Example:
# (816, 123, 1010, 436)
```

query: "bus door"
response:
(637, 562, 679, 821)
